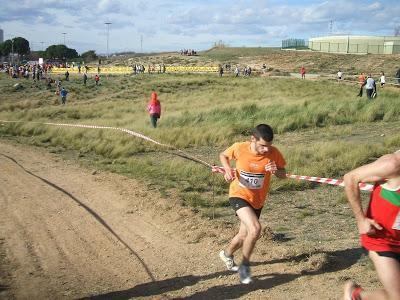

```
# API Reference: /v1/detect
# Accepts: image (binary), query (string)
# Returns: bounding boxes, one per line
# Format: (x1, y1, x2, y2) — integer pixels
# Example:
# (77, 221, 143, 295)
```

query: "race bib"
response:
(238, 170, 265, 189)
(392, 212, 400, 230)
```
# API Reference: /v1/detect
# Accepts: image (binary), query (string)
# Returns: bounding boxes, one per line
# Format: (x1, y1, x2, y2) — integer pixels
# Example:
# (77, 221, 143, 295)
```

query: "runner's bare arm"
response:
(344, 155, 399, 234)
(265, 161, 286, 178)
(219, 152, 235, 182)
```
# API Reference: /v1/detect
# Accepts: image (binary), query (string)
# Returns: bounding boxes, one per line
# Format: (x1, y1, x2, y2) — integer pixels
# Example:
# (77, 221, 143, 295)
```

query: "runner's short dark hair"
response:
(253, 124, 274, 142)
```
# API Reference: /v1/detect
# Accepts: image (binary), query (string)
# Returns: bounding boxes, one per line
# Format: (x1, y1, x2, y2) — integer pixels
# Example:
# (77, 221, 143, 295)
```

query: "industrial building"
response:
(282, 38, 306, 49)
(308, 35, 400, 54)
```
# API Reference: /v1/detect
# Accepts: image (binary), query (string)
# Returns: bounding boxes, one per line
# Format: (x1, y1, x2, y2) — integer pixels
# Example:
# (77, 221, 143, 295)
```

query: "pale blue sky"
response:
(1, 0, 399, 54)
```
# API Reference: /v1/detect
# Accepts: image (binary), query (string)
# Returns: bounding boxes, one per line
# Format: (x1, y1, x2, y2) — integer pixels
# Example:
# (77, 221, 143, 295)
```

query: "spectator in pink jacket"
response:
(147, 92, 161, 128)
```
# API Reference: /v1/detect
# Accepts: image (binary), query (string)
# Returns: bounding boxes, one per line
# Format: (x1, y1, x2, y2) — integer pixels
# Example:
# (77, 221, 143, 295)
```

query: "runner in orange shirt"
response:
(218, 124, 287, 284)
(358, 72, 366, 97)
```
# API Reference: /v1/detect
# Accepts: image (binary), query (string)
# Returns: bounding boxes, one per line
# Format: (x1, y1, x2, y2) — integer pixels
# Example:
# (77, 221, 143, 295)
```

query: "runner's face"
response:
(254, 137, 272, 155)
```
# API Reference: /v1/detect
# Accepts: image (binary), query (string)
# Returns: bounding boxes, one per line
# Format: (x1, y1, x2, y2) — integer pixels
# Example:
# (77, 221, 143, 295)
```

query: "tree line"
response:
(0, 37, 98, 61)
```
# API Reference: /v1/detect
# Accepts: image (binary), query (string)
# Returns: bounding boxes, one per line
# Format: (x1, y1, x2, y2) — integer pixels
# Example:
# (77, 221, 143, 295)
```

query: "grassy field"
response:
(1, 64, 399, 216)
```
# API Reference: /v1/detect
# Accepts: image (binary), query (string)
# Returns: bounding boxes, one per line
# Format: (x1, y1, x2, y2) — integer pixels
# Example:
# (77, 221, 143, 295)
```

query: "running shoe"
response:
(238, 264, 252, 284)
(219, 250, 239, 271)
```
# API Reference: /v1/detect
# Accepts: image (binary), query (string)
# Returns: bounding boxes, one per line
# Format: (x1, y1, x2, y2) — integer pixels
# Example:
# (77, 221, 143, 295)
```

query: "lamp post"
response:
(62, 32, 67, 45)
(104, 22, 112, 58)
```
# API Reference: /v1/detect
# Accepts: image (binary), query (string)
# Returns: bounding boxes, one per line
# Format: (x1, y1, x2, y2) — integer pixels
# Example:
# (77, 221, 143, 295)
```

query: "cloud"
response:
(1, 0, 400, 53)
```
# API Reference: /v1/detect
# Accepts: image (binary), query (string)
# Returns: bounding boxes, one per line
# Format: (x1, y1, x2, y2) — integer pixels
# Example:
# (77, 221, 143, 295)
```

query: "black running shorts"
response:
(229, 197, 262, 219)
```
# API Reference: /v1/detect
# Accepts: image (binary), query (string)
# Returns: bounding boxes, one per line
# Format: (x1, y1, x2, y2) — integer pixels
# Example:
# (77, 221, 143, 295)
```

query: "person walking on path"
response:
(94, 74, 100, 86)
(218, 124, 286, 284)
(60, 87, 68, 105)
(147, 92, 161, 128)
(300, 66, 306, 79)
(343, 150, 400, 300)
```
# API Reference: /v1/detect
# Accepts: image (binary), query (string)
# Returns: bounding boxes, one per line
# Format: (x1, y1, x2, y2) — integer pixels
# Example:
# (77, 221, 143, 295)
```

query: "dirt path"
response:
(0, 140, 377, 299)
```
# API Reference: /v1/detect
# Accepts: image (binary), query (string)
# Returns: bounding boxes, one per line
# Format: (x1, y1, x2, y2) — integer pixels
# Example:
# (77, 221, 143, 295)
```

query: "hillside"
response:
(106, 47, 400, 77)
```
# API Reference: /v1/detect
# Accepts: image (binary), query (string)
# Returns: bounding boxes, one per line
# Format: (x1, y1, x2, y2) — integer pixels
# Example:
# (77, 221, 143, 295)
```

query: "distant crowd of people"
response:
(1, 63, 54, 80)
(180, 49, 197, 56)
(131, 63, 166, 74)
(0, 62, 105, 106)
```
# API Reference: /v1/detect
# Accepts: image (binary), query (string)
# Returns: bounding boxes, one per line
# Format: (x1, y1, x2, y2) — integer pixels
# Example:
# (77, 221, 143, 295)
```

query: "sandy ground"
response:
(0, 140, 380, 300)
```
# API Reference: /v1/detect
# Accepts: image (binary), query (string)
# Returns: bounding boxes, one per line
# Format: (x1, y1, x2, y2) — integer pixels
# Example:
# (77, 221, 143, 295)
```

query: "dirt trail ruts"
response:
(0, 140, 226, 299)
(0, 140, 372, 300)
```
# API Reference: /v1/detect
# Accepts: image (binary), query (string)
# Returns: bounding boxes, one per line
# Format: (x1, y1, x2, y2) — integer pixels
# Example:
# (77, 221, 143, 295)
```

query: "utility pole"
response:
(329, 20, 333, 35)
(40, 41, 44, 51)
(62, 32, 67, 45)
(11, 38, 14, 65)
(140, 35, 143, 53)
(104, 22, 112, 58)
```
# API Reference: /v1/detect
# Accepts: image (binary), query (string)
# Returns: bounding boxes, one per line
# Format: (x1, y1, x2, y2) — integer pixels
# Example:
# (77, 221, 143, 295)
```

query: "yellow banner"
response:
(51, 65, 218, 74)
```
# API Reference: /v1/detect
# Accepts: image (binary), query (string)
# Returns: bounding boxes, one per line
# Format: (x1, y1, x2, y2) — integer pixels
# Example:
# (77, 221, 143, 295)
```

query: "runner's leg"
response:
(362, 251, 400, 300)
(236, 206, 261, 264)
(225, 221, 247, 257)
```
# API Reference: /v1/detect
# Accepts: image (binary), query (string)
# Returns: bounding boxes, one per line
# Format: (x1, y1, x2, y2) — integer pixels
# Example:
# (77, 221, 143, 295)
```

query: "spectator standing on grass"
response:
(395, 67, 400, 84)
(358, 72, 366, 97)
(94, 74, 100, 86)
(83, 73, 87, 86)
(380, 71, 385, 88)
(343, 149, 400, 300)
(337, 69, 343, 81)
(218, 124, 286, 284)
(365, 74, 376, 99)
(147, 92, 161, 128)
(55, 79, 62, 95)
(219, 65, 224, 77)
(234, 66, 240, 77)
(300, 66, 306, 79)
(65, 70, 69, 81)
(60, 87, 68, 105)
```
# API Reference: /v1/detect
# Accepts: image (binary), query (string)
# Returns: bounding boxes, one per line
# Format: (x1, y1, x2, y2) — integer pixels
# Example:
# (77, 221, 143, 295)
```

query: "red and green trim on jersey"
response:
(361, 184, 400, 253)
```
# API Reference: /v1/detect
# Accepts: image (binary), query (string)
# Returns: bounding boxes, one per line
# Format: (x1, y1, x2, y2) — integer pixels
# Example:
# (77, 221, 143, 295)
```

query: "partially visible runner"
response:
(219, 124, 286, 284)
(343, 150, 400, 300)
